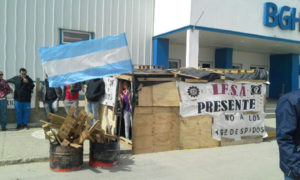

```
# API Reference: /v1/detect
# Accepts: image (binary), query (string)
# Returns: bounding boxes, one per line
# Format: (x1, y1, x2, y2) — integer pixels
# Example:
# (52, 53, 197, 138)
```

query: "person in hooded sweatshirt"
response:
(85, 78, 105, 125)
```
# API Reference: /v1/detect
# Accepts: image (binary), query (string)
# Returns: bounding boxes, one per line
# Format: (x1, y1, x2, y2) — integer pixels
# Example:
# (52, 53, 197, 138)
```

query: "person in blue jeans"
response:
(0, 71, 11, 131)
(39, 74, 62, 121)
(119, 81, 132, 140)
(85, 78, 105, 125)
(7, 68, 34, 130)
(276, 90, 300, 180)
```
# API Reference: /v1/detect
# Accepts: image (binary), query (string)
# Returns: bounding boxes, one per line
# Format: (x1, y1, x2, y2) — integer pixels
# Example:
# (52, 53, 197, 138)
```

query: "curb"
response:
(0, 150, 132, 167)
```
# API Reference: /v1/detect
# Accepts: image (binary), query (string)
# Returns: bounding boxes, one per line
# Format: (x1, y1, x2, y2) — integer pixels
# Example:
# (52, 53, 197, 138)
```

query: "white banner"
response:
(177, 81, 266, 117)
(100, 77, 118, 107)
(212, 113, 268, 141)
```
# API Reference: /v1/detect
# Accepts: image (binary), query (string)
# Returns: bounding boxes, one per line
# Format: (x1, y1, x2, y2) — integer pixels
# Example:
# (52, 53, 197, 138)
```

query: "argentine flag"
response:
(39, 33, 133, 87)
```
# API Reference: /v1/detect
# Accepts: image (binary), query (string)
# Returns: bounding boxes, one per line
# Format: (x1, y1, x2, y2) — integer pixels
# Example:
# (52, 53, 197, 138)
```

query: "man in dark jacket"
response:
(7, 68, 35, 129)
(39, 74, 62, 121)
(86, 78, 105, 125)
(276, 89, 300, 180)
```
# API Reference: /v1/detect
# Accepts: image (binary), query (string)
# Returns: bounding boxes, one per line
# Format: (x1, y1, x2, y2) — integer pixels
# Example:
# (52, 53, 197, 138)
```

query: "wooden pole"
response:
(35, 78, 40, 112)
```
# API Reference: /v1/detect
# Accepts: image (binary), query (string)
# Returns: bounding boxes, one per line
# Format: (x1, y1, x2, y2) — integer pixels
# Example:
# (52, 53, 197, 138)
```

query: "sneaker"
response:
(1, 127, 6, 131)
(24, 125, 29, 130)
(16, 125, 22, 130)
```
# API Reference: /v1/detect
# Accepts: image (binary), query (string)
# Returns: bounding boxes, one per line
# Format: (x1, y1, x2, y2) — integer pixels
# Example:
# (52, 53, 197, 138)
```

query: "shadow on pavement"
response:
(80, 154, 134, 173)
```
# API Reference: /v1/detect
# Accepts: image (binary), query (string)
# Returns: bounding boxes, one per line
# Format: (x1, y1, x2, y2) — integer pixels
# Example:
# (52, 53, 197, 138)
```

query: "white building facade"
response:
(154, 0, 300, 98)
(0, 0, 154, 80)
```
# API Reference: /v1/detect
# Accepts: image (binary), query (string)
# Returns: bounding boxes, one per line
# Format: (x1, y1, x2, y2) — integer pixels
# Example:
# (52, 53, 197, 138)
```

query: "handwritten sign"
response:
(212, 112, 267, 140)
(100, 77, 118, 107)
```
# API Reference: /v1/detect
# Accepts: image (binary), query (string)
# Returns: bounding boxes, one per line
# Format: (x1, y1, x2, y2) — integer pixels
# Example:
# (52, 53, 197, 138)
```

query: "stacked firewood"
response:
(41, 106, 118, 148)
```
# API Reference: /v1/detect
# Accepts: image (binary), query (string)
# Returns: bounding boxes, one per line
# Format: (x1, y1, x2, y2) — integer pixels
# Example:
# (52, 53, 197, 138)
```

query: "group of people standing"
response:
(39, 78, 105, 126)
(0, 68, 132, 141)
(0, 68, 35, 131)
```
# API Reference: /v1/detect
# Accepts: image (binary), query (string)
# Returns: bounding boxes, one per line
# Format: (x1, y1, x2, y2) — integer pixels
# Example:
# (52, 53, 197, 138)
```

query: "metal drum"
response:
(49, 143, 83, 172)
(89, 140, 120, 168)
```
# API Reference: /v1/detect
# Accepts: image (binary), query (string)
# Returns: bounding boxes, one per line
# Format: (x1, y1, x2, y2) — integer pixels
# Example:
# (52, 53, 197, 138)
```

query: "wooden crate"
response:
(97, 104, 117, 135)
(132, 106, 179, 154)
(138, 81, 180, 107)
(179, 115, 220, 149)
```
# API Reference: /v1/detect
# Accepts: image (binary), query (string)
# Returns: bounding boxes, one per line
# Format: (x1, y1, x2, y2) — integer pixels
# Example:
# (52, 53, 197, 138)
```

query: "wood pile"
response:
(41, 106, 118, 148)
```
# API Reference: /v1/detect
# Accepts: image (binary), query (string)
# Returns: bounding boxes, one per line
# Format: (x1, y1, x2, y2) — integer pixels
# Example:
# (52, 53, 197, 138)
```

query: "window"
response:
(199, 61, 214, 68)
(169, 59, 181, 69)
(59, 29, 94, 44)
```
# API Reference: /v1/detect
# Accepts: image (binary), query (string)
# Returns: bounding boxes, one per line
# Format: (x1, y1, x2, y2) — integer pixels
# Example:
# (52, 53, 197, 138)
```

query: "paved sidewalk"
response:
(0, 124, 132, 166)
(0, 140, 282, 180)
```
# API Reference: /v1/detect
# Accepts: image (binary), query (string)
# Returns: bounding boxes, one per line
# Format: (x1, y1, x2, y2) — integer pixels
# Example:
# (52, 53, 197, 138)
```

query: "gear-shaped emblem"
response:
(187, 86, 200, 98)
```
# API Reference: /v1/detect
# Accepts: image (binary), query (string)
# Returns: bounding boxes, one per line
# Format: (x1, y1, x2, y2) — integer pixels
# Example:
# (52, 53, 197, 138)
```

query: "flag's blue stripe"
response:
(39, 33, 128, 63)
(48, 59, 133, 87)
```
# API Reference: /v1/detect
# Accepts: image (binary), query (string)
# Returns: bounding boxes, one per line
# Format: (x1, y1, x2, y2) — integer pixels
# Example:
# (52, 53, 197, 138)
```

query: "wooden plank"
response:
(152, 82, 180, 107)
(133, 72, 173, 76)
(133, 114, 153, 137)
(88, 120, 101, 134)
(134, 106, 153, 114)
(48, 113, 65, 126)
(234, 79, 267, 83)
(133, 136, 153, 154)
(246, 69, 256, 73)
(137, 77, 175, 82)
(40, 120, 61, 129)
(133, 106, 179, 154)
(70, 143, 82, 148)
(99, 105, 117, 135)
(185, 79, 208, 83)
(174, 72, 201, 79)
(138, 86, 153, 106)
(115, 74, 133, 81)
(180, 115, 220, 149)
(58, 116, 77, 140)
(35, 78, 40, 112)
(120, 136, 132, 145)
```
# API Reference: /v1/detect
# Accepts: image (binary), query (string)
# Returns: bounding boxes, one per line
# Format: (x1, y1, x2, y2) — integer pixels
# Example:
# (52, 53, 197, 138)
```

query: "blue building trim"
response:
(215, 48, 233, 68)
(153, 38, 169, 69)
(153, 25, 300, 45)
(269, 54, 299, 98)
(59, 29, 63, 45)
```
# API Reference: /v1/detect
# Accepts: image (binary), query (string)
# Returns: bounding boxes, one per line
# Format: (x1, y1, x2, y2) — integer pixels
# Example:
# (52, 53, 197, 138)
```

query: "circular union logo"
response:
(187, 86, 200, 98)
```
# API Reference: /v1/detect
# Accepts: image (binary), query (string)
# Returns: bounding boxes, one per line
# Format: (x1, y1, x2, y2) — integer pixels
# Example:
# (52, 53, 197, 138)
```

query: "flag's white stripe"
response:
(43, 46, 130, 77)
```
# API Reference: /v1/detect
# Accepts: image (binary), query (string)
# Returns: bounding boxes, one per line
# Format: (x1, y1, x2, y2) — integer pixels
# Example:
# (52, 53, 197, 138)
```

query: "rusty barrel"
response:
(89, 140, 120, 168)
(50, 143, 83, 172)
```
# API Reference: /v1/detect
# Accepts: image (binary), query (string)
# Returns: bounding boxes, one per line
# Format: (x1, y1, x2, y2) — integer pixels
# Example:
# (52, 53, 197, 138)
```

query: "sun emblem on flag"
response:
(187, 86, 200, 98)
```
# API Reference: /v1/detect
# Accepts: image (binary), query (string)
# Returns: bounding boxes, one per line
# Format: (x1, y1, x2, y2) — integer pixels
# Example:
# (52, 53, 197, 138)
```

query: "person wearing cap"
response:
(0, 71, 11, 131)
(7, 68, 35, 130)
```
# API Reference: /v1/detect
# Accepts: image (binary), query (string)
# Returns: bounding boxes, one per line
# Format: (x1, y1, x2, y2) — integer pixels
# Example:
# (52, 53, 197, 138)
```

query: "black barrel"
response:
(50, 143, 83, 172)
(89, 140, 120, 167)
